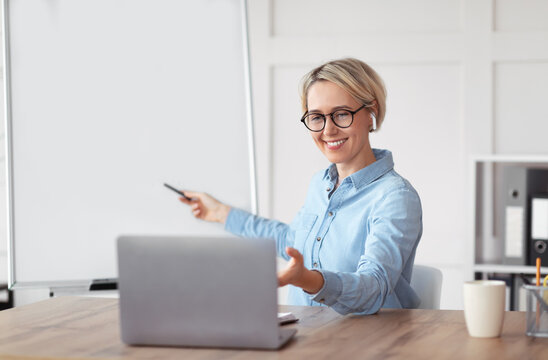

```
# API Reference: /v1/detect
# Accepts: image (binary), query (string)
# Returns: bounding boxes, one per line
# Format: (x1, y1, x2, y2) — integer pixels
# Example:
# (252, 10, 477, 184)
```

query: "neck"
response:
(336, 147, 376, 181)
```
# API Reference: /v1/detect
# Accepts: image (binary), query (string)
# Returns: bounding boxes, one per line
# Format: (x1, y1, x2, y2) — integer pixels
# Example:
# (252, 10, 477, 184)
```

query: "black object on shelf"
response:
(0, 284, 14, 311)
(89, 278, 118, 291)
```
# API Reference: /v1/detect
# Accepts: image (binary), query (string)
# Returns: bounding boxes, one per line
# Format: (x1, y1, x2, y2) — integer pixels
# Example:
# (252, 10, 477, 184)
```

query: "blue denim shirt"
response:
(225, 149, 422, 315)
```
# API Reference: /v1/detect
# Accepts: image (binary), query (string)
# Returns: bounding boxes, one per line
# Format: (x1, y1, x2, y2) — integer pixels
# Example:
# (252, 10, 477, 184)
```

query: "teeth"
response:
(327, 139, 346, 147)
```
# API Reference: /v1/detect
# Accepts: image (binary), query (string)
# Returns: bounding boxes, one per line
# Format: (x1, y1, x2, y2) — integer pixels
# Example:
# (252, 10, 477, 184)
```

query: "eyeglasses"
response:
(300, 104, 368, 132)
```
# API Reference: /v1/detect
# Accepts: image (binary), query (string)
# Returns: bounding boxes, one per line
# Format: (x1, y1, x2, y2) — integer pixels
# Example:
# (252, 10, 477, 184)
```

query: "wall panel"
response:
(494, 62, 548, 154)
(374, 63, 464, 265)
(272, 0, 462, 36)
(495, 0, 548, 32)
(271, 65, 328, 223)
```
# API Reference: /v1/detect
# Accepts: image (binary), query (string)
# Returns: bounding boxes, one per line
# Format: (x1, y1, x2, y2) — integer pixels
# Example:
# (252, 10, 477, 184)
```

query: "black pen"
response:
(164, 183, 192, 200)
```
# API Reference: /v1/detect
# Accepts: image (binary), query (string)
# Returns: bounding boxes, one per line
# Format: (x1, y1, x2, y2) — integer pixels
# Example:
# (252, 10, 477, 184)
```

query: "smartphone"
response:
(163, 183, 191, 200)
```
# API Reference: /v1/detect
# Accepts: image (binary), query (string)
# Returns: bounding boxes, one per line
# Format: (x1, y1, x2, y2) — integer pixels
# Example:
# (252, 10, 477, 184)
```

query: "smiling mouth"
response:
(324, 138, 347, 149)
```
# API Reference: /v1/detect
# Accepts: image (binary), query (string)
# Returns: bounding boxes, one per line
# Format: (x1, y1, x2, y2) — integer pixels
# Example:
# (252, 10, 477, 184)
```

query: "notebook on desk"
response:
(117, 235, 297, 350)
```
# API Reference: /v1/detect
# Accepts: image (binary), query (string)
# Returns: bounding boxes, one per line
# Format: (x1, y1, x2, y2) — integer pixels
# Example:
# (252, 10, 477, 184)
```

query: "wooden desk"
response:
(0, 296, 546, 359)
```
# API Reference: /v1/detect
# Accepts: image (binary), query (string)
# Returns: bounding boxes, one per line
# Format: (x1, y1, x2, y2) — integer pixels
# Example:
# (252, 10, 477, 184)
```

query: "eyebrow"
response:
(308, 105, 353, 113)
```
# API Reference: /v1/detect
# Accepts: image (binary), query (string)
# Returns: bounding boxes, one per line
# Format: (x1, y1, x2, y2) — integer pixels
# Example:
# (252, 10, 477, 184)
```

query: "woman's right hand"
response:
(178, 191, 231, 224)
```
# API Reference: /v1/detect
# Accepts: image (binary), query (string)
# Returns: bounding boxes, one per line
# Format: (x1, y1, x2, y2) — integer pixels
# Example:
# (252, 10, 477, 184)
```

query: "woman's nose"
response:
(323, 115, 338, 135)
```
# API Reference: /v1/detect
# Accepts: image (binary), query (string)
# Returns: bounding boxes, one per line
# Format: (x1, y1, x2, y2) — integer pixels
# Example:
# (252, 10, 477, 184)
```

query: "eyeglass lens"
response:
(304, 110, 353, 131)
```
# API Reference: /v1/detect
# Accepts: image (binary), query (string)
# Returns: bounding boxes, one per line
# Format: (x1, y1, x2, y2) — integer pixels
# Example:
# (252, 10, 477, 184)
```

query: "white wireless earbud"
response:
(370, 113, 377, 132)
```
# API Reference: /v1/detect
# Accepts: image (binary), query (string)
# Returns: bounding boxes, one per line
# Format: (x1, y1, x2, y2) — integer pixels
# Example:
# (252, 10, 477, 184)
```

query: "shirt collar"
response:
(323, 149, 394, 189)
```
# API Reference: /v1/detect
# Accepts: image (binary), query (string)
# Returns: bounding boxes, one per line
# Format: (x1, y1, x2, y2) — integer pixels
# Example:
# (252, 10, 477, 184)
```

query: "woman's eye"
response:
(335, 111, 350, 120)
(309, 115, 323, 122)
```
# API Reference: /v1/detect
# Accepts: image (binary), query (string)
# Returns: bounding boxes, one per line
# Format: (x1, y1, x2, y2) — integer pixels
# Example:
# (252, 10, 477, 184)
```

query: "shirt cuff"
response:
(308, 269, 342, 306)
(224, 207, 252, 235)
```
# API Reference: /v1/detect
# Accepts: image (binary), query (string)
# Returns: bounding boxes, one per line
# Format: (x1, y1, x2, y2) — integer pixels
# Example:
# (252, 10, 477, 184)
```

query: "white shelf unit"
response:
(473, 264, 548, 275)
(470, 155, 548, 310)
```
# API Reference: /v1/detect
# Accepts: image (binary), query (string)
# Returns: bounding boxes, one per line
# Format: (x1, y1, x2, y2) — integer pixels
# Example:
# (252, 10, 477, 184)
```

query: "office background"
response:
(1, 0, 548, 309)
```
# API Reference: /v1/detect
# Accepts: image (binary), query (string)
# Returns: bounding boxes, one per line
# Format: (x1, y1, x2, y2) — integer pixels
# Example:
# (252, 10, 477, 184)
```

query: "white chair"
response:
(410, 264, 443, 309)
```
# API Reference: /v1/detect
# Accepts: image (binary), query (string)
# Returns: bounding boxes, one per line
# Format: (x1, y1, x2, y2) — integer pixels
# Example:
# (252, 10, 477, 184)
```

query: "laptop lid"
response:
(117, 235, 289, 349)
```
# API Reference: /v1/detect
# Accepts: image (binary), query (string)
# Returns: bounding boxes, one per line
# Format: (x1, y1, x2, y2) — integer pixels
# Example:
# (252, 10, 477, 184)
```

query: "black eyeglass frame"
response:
(300, 104, 369, 132)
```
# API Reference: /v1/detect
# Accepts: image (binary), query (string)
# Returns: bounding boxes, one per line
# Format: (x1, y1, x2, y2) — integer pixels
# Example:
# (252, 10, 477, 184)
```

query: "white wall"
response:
(2, 0, 548, 309)
(248, 0, 548, 309)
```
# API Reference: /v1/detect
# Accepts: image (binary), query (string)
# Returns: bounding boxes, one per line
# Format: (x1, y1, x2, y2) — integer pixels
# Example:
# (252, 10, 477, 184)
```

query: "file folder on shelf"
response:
(530, 193, 548, 265)
(502, 167, 548, 265)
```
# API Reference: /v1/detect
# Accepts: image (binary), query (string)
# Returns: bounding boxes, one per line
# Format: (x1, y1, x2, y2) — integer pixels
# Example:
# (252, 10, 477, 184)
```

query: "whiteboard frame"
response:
(2, 0, 258, 289)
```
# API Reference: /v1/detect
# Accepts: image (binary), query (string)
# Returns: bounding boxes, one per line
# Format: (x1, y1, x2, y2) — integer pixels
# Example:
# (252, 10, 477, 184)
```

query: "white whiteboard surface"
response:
(3, 0, 255, 286)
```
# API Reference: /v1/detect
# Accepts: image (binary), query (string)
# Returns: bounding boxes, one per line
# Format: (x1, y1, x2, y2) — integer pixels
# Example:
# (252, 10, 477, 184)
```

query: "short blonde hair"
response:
(300, 58, 387, 131)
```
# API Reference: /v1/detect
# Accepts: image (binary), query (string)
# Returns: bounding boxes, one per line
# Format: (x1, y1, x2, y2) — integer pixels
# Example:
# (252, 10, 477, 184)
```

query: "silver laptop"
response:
(117, 235, 296, 350)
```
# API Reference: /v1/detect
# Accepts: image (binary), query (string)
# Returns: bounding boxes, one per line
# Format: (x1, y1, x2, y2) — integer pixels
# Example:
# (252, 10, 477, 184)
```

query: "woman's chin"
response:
(322, 152, 348, 164)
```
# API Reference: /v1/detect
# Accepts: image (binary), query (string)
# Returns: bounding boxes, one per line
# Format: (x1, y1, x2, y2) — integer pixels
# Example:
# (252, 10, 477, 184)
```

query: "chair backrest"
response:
(410, 264, 443, 309)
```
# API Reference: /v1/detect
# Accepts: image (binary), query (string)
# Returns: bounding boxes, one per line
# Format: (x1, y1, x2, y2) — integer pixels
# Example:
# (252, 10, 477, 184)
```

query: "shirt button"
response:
(328, 211, 333, 217)
(326, 187, 331, 192)
(313, 262, 318, 268)
(316, 237, 321, 242)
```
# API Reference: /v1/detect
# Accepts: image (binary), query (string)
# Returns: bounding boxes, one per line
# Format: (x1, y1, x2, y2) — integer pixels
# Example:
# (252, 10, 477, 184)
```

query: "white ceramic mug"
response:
(463, 280, 506, 338)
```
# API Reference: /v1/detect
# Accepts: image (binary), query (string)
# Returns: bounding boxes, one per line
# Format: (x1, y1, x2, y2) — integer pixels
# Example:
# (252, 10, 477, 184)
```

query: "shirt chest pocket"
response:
(293, 213, 318, 252)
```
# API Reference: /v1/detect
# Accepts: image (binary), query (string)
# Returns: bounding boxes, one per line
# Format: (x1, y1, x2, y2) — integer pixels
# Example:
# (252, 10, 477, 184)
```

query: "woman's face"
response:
(306, 80, 372, 170)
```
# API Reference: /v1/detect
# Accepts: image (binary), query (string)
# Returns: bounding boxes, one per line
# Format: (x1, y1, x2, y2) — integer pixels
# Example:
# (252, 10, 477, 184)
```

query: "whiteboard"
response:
(3, 0, 256, 287)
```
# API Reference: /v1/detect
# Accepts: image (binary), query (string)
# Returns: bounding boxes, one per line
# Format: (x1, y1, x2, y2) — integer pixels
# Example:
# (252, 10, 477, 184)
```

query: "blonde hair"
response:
(300, 58, 387, 131)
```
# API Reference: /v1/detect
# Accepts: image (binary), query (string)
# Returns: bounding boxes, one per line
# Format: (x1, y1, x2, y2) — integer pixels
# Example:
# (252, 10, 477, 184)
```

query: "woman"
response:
(180, 58, 422, 315)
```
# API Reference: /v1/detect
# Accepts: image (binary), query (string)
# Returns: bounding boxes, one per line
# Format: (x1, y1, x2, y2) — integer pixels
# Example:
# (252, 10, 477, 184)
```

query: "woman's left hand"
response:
(278, 247, 324, 294)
